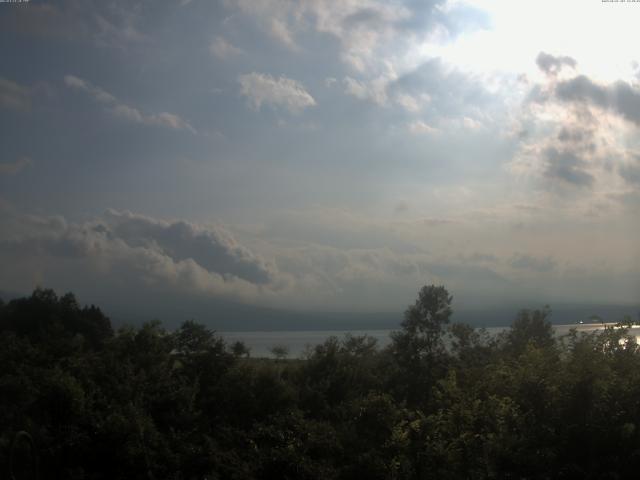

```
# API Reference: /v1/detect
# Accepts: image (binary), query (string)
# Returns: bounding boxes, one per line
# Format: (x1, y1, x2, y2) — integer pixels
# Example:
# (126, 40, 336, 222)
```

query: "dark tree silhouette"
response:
(390, 284, 453, 407)
(1, 286, 640, 479)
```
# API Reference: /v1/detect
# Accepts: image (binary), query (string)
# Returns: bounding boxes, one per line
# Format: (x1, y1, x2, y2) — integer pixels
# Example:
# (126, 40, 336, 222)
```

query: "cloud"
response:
(423, 217, 453, 227)
(620, 157, 640, 186)
(508, 118, 600, 194)
(227, 0, 411, 68)
(555, 75, 640, 126)
(510, 56, 639, 203)
(209, 36, 243, 59)
(0, 77, 31, 111)
(543, 147, 594, 187)
(92, 7, 149, 50)
(0, 204, 516, 310)
(408, 120, 439, 135)
(421, 261, 509, 287)
(557, 126, 588, 143)
(238, 72, 316, 113)
(147, 112, 195, 131)
(0, 209, 280, 303)
(509, 253, 556, 273)
(342, 76, 370, 101)
(223, 0, 474, 77)
(461, 252, 499, 265)
(64, 74, 117, 103)
(223, 0, 489, 120)
(64, 74, 195, 132)
(390, 58, 496, 121)
(0, 157, 32, 175)
(395, 92, 430, 113)
(0, 1, 148, 50)
(102, 210, 274, 284)
(0, 208, 452, 310)
(535, 52, 576, 76)
(394, 201, 409, 213)
(275, 244, 427, 293)
(343, 73, 395, 105)
(269, 18, 298, 50)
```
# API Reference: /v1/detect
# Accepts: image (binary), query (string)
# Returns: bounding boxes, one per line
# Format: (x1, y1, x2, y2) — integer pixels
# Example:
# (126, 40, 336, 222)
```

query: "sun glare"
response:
(431, 0, 640, 83)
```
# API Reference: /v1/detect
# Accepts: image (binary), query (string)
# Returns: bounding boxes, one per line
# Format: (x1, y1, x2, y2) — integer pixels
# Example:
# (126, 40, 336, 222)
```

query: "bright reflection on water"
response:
(221, 324, 640, 359)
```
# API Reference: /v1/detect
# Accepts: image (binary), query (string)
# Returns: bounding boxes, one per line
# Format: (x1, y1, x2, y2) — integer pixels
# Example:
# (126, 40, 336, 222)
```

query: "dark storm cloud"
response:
(103, 210, 274, 284)
(0, 209, 276, 286)
(555, 75, 640, 126)
(536, 52, 576, 76)
(556, 75, 608, 106)
(543, 147, 594, 187)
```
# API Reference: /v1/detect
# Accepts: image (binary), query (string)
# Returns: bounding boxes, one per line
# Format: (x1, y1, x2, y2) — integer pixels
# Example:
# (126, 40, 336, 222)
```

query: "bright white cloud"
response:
(395, 92, 430, 112)
(408, 120, 439, 135)
(238, 72, 316, 113)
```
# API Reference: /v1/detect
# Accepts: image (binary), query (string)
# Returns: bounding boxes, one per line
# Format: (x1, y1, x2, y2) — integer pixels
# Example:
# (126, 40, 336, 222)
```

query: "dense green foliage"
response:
(2, 286, 640, 479)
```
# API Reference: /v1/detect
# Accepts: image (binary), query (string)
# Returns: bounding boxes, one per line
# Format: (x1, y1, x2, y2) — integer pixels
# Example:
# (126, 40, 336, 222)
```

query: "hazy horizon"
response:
(1, 0, 638, 327)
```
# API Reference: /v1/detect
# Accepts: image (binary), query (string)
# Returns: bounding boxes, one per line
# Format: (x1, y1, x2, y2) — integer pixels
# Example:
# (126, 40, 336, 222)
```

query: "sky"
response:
(0, 0, 639, 323)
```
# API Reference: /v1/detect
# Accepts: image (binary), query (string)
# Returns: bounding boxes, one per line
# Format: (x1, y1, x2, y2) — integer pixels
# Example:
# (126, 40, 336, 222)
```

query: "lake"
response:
(221, 323, 640, 358)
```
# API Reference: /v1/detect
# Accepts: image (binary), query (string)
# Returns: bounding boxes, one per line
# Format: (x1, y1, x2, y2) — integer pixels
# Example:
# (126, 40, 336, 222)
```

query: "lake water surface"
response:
(221, 324, 640, 358)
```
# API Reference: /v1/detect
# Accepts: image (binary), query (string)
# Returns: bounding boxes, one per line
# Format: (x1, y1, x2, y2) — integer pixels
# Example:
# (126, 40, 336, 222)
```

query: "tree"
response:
(391, 285, 453, 360)
(230, 340, 251, 358)
(503, 306, 555, 355)
(174, 320, 223, 356)
(390, 285, 453, 406)
(0, 288, 113, 349)
(270, 344, 290, 361)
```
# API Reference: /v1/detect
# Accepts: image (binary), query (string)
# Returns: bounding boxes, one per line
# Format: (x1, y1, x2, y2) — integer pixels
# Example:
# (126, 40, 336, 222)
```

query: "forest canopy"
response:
(2, 286, 640, 479)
